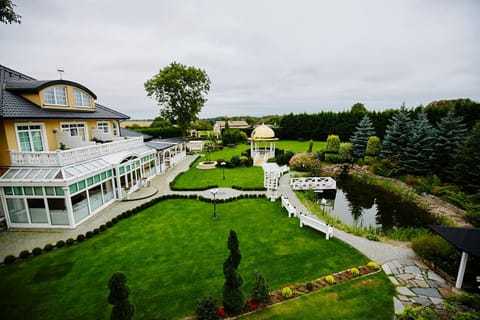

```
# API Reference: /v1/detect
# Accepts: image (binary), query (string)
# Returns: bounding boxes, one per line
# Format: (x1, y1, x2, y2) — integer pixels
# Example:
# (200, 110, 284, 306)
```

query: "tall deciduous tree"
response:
(223, 229, 244, 315)
(403, 111, 435, 175)
(1, 0, 21, 24)
(145, 62, 210, 137)
(381, 106, 412, 167)
(432, 110, 468, 181)
(108, 272, 134, 320)
(350, 115, 376, 158)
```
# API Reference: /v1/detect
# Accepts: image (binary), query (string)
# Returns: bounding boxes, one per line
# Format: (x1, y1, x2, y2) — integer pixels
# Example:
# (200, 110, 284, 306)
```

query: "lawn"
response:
(274, 140, 326, 153)
(0, 198, 369, 319)
(240, 272, 394, 320)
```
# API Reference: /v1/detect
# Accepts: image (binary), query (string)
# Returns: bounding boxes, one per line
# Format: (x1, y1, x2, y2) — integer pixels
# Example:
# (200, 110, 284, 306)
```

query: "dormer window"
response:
(74, 88, 92, 108)
(44, 86, 67, 106)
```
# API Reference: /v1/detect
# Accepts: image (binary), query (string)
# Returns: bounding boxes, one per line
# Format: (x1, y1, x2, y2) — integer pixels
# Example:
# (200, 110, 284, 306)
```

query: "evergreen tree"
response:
(222, 230, 244, 315)
(349, 115, 376, 158)
(108, 272, 134, 320)
(381, 107, 413, 167)
(365, 136, 381, 157)
(403, 111, 435, 175)
(432, 110, 468, 181)
(325, 135, 341, 153)
(455, 121, 480, 193)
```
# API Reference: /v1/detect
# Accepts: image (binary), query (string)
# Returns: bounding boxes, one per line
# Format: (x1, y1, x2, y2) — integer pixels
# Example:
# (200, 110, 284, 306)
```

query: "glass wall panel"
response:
(48, 199, 68, 225)
(72, 191, 89, 223)
(7, 198, 28, 223)
(89, 185, 103, 212)
(102, 180, 114, 203)
(27, 198, 48, 223)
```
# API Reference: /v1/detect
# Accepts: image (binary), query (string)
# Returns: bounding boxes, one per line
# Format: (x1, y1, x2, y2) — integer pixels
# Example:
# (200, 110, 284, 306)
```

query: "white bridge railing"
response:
(290, 177, 336, 191)
(9, 137, 144, 167)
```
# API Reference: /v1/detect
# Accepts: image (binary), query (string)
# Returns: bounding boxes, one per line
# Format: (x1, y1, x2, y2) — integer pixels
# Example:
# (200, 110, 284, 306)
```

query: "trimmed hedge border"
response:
(0, 192, 267, 266)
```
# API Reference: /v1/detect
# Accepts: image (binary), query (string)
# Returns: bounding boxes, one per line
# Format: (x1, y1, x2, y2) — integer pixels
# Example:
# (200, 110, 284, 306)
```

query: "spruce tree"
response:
(381, 107, 413, 168)
(432, 110, 468, 181)
(222, 230, 244, 315)
(349, 115, 375, 158)
(403, 111, 435, 175)
(108, 272, 134, 320)
(455, 121, 480, 193)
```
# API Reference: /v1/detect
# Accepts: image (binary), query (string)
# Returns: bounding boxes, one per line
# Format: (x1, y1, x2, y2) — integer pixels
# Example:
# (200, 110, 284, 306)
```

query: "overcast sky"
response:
(1, 0, 479, 119)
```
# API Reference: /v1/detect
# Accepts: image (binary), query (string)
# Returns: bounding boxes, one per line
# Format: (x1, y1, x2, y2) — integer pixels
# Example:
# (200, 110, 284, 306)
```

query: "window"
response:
(74, 89, 92, 107)
(44, 86, 67, 106)
(112, 121, 119, 136)
(61, 123, 87, 141)
(16, 124, 45, 152)
(97, 121, 110, 133)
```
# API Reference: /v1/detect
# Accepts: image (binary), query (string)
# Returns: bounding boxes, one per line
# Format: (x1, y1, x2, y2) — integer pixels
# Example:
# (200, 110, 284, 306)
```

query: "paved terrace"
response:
(0, 155, 455, 315)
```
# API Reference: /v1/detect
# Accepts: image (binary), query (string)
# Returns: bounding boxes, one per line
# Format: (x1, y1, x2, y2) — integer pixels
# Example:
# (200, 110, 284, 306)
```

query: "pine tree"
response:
(455, 121, 480, 193)
(349, 115, 375, 158)
(381, 107, 413, 167)
(403, 111, 435, 175)
(222, 230, 244, 315)
(432, 110, 468, 181)
(108, 272, 134, 320)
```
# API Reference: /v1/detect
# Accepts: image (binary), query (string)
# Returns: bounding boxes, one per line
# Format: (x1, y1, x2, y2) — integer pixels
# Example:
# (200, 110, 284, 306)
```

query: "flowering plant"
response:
(367, 261, 379, 270)
(216, 306, 225, 317)
(281, 286, 293, 299)
(325, 275, 336, 284)
(350, 267, 360, 277)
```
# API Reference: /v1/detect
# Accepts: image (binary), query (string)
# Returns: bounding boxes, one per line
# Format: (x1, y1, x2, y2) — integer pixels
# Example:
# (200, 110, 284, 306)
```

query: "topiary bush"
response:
(32, 247, 42, 256)
(66, 238, 74, 246)
(195, 296, 219, 320)
(281, 286, 293, 299)
(85, 231, 93, 238)
(19, 250, 30, 260)
(93, 228, 100, 235)
(44, 244, 53, 252)
(56, 240, 65, 248)
(76, 234, 85, 242)
(4, 255, 15, 264)
(106, 221, 113, 228)
(306, 282, 314, 291)
(251, 271, 270, 303)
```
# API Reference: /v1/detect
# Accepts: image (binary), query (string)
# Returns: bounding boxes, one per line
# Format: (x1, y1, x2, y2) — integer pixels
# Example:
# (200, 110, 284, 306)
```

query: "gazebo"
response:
(429, 225, 480, 289)
(249, 124, 278, 166)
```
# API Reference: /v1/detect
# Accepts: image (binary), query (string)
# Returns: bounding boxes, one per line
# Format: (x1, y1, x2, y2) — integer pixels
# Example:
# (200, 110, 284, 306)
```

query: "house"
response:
(0, 65, 184, 230)
(213, 120, 250, 136)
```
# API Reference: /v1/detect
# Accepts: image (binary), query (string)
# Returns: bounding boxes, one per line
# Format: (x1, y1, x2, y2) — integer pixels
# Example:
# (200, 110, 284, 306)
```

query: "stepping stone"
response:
(398, 273, 416, 281)
(397, 286, 416, 296)
(393, 297, 405, 314)
(412, 279, 429, 288)
(392, 260, 403, 269)
(430, 297, 443, 305)
(398, 294, 410, 301)
(389, 276, 399, 285)
(427, 270, 445, 283)
(412, 288, 442, 298)
(399, 259, 414, 265)
(382, 263, 392, 275)
(414, 260, 428, 269)
(405, 266, 421, 274)
(412, 296, 430, 305)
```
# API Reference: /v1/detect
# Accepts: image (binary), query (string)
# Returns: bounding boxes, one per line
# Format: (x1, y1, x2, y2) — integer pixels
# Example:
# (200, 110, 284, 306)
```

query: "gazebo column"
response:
(455, 251, 469, 289)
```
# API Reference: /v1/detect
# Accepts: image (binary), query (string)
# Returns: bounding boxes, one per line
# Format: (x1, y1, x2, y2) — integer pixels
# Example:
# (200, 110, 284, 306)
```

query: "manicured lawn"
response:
(240, 272, 394, 320)
(275, 140, 326, 153)
(0, 198, 369, 319)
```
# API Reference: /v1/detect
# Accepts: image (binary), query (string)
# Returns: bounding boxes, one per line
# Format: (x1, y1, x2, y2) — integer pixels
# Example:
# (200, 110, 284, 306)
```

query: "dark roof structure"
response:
(145, 138, 185, 151)
(120, 128, 153, 141)
(430, 225, 480, 257)
(0, 65, 129, 120)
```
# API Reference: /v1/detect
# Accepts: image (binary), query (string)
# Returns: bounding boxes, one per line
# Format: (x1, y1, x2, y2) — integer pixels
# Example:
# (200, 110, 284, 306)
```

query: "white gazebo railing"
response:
(290, 177, 336, 191)
(9, 137, 145, 167)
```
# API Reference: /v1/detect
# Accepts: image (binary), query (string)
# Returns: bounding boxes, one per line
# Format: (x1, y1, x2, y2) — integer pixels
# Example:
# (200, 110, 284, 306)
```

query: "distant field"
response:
(120, 120, 152, 128)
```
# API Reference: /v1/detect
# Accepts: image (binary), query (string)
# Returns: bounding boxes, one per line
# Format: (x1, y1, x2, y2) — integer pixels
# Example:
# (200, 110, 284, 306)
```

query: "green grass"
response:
(275, 140, 326, 153)
(0, 198, 369, 319)
(240, 272, 394, 320)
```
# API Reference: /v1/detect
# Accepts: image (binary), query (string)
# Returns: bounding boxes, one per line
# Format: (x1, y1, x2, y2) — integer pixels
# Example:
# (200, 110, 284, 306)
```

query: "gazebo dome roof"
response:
(251, 124, 275, 140)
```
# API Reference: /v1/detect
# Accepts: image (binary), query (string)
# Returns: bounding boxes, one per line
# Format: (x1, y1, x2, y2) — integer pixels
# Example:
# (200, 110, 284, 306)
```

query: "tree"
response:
(403, 111, 435, 175)
(145, 62, 211, 137)
(108, 272, 134, 320)
(365, 136, 381, 159)
(350, 115, 376, 158)
(381, 106, 412, 167)
(251, 272, 270, 304)
(456, 121, 480, 194)
(351, 102, 367, 114)
(325, 135, 340, 153)
(432, 110, 468, 181)
(1, 0, 21, 24)
(223, 230, 244, 315)
(150, 116, 171, 128)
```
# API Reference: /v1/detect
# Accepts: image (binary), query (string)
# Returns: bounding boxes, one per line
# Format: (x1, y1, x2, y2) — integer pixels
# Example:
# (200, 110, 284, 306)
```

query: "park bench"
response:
(298, 213, 334, 240)
(280, 195, 297, 218)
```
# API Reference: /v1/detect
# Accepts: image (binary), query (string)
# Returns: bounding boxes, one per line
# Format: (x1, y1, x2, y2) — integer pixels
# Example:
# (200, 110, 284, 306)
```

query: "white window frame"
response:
(15, 123, 48, 152)
(73, 88, 92, 108)
(60, 122, 88, 141)
(112, 121, 120, 136)
(43, 86, 68, 106)
(97, 121, 110, 133)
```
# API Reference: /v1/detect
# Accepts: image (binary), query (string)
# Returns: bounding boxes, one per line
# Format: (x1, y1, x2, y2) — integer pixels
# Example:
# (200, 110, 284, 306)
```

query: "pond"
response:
(314, 176, 436, 231)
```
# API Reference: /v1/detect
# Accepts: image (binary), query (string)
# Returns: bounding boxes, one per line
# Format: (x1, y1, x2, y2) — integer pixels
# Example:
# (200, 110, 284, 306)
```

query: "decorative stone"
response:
(398, 273, 416, 281)
(393, 297, 405, 314)
(427, 270, 445, 283)
(412, 280, 429, 288)
(389, 276, 399, 285)
(382, 263, 392, 275)
(392, 260, 403, 269)
(397, 286, 416, 296)
(412, 288, 442, 298)
(412, 296, 430, 305)
(405, 266, 421, 274)
(398, 294, 410, 301)
(430, 297, 443, 305)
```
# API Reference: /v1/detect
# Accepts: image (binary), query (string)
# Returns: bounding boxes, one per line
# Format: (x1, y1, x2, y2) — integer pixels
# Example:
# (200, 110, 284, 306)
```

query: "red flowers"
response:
(216, 306, 225, 317)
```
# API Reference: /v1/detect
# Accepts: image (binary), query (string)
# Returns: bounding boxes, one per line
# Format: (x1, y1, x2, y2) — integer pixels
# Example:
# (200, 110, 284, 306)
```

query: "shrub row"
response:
(3, 192, 264, 265)
(231, 185, 266, 191)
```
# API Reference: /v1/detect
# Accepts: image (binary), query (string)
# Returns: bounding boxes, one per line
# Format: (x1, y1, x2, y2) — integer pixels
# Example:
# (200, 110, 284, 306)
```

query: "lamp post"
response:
(211, 188, 218, 219)
(221, 161, 226, 180)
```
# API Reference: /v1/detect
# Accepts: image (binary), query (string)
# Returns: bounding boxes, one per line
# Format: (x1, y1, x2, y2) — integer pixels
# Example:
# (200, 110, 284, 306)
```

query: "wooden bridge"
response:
(290, 177, 336, 191)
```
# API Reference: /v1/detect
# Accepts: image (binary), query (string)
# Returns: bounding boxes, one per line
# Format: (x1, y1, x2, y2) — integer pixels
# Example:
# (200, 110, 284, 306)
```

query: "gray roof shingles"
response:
(1, 65, 129, 120)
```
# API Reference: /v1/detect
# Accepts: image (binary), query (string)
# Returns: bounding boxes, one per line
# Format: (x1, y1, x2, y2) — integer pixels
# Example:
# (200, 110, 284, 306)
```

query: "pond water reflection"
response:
(315, 176, 436, 231)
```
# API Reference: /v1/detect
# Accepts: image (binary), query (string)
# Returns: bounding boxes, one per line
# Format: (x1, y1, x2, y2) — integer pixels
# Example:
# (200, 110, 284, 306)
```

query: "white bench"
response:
(299, 213, 334, 240)
(280, 195, 297, 218)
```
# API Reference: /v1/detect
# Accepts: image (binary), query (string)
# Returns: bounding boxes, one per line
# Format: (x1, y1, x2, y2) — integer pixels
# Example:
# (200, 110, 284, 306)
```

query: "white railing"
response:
(9, 137, 144, 167)
(290, 177, 336, 190)
(280, 195, 297, 218)
(299, 213, 334, 240)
